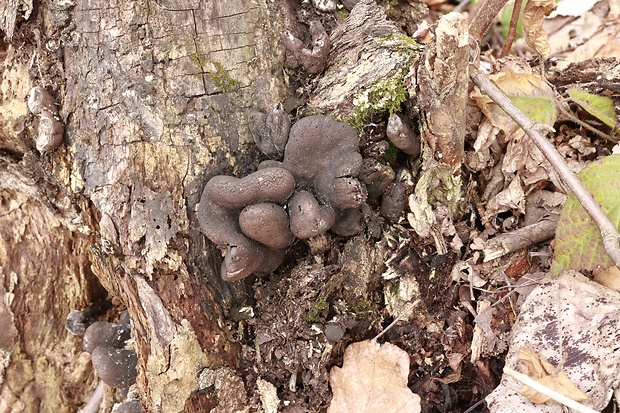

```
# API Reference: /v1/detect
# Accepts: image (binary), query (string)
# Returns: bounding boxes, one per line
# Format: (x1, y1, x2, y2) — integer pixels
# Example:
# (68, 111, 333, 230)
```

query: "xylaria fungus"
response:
(83, 321, 131, 353)
(27, 86, 65, 153)
(288, 190, 336, 239)
(282, 116, 366, 212)
(254, 103, 291, 158)
(199, 115, 367, 282)
(381, 182, 407, 222)
(65, 301, 113, 336)
(359, 158, 396, 199)
(74, 314, 137, 390)
(239, 203, 294, 249)
(281, 21, 330, 74)
(386, 113, 420, 157)
(66, 309, 96, 336)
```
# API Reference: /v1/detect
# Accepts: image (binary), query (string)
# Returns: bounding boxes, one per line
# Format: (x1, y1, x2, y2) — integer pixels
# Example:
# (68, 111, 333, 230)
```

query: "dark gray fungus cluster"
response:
(83, 320, 137, 389)
(198, 115, 367, 282)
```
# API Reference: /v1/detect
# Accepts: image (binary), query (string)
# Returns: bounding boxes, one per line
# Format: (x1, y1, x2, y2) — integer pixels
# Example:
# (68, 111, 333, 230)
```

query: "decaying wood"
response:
(0, 188, 104, 412)
(0, 0, 33, 40)
(1, 0, 289, 411)
(417, 12, 469, 174)
(310, 0, 423, 118)
(483, 215, 559, 262)
(406, 12, 470, 241)
(0, 0, 447, 411)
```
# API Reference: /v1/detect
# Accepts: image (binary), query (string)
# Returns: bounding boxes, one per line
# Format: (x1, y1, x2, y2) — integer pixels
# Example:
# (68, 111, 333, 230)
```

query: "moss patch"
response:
(207, 60, 239, 93)
(348, 67, 410, 129)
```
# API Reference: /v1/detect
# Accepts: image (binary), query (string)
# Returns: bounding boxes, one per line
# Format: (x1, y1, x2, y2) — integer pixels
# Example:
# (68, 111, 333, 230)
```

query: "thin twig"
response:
(374, 300, 419, 341)
(471, 70, 620, 268)
(500, 0, 523, 57)
(503, 367, 599, 413)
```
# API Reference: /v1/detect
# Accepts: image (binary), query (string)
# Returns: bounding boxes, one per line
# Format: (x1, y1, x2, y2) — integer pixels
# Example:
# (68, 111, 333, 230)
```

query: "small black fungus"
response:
(358, 158, 396, 199)
(288, 190, 336, 239)
(200, 114, 369, 282)
(324, 322, 345, 342)
(91, 346, 138, 389)
(283, 115, 366, 211)
(254, 103, 291, 158)
(380, 182, 407, 222)
(27, 86, 64, 153)
(386, 113, 420, 157)
(65, 309, 95, 336)
(83, 321, 132, 353)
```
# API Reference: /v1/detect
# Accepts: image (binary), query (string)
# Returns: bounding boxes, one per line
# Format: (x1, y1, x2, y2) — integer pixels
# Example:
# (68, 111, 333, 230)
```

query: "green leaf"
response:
(551, 155, 620, 274)
(568, 88, 618, 129)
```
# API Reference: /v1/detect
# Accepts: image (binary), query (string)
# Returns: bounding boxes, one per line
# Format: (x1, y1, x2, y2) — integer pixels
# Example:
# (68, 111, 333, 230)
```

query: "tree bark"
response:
(0, 0, 432, 411)
(1, 0, 287, 411)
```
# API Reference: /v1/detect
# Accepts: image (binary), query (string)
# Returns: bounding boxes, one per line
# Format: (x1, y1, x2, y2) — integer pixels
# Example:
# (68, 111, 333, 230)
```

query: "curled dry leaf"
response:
(328, 339, 421, 413)
(523, 0, 556, 59)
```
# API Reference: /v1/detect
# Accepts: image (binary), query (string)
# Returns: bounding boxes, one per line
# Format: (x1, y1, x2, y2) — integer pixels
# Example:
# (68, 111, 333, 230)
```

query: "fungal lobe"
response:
(83, 321, 131, 353)
(281, 21, 330, 74)
(386, 113, 420, 157)
(197, 167, 295, 282)
(254, 103, 290, 158)
(239, 202, 294, 249)
(91, 346, 138, 389)
(288, 190, 336, 239)
(282, 115, 366, 211)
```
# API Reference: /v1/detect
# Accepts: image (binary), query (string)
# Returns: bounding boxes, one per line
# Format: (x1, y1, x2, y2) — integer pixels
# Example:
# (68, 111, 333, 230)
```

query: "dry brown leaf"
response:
(556, 1, 620, 69)
(487, 272, 620, 412)
(523, 0, 556, 59)
(517, 347, 588, 404)
(327, 340, 421, 413)
(471, 70, 556, 142)
(593, 265, 620, 291)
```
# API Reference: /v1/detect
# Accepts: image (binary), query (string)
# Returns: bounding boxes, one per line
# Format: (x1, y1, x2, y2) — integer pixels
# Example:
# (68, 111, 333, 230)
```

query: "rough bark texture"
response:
(310, 0, 423, 124)
(1, 0, 287, 411)
(0, 0, 430, 411)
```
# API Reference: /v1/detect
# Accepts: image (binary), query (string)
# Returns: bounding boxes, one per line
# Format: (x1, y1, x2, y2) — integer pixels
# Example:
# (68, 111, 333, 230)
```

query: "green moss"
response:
(351, 298, 372, 316)
(306, 299, 329, 322)
(207, 60, 239, 93)
(378, 142, 400, 164)
(337, 9, 349, 20)
(348, 67, 410, 130)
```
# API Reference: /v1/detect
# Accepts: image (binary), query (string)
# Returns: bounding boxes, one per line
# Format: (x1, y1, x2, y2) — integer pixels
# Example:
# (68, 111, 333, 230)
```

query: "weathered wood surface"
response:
(0, 0, 436, 411)
(1, 0, 288, 411)
(64, 0, 288, 410)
